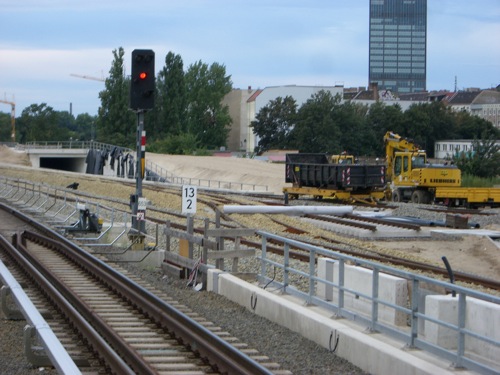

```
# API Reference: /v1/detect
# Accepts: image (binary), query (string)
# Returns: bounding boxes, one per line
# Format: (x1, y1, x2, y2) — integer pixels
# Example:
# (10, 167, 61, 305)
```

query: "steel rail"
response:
(22, 230, 273, 375)
(2, 233, 134, 374)
(1, 203, 274, 375)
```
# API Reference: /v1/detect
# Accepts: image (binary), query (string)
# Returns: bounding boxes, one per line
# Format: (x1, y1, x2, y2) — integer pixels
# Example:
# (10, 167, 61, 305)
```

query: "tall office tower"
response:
(369, 0, 427, 93)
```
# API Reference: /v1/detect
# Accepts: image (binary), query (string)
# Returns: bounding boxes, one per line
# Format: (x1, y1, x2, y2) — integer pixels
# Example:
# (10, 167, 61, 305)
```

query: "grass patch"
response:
(461, 174, 500, 187)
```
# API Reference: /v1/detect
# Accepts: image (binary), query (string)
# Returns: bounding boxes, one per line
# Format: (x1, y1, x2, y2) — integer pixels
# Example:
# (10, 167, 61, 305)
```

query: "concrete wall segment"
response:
(211, 271, 463, 375)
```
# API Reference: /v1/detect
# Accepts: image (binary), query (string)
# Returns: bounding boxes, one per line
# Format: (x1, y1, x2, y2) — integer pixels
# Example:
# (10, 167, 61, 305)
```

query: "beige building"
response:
(470, 90, 500, 129)
(222, 87, 259, 152)
(224, 85, 344, 153)
(446, 89, 500, 129)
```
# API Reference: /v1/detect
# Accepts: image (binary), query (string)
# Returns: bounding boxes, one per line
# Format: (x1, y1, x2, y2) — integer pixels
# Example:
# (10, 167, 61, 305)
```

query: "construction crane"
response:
(70, 73, 106, 82)
(0, 97, 16, 142)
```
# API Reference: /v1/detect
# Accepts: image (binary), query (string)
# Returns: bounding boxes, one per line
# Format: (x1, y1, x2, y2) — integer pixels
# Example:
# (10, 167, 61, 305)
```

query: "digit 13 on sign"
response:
(182, 185, 197, 214)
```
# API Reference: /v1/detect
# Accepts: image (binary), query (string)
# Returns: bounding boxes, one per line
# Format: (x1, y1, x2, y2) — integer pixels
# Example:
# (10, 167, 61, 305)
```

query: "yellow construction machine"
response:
(384, 131, 461, 204)
(331, 153, 355, 164)
(383, 131, 499, 207)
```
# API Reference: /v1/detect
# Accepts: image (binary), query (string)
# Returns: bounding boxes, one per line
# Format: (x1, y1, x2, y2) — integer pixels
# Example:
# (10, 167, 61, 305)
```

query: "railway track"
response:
(0, 203, 289, 374)
(3, 177, 499, 294)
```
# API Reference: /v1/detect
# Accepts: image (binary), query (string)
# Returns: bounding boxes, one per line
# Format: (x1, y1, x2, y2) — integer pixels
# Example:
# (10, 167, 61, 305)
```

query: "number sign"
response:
(182, 185, 197, 214)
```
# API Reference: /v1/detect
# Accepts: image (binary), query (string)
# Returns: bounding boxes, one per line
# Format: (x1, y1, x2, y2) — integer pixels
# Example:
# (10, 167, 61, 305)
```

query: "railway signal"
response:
(129, 49, 155, 247)
(130, 49, 155, 110)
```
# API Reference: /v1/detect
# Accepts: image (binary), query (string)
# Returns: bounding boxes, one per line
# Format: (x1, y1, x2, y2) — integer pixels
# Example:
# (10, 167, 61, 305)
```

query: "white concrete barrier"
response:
(207, 269, 461, 375)
(425, 294, 500, 365)
(317, 258, 408, 326)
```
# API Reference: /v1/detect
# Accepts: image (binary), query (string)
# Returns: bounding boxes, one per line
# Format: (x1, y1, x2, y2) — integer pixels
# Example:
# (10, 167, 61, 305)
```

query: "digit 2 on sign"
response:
(182, 185, 197, 214)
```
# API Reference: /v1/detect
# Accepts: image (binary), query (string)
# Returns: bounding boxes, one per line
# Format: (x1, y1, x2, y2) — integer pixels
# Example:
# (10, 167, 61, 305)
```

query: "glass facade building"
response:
(369, 0, 427, 93)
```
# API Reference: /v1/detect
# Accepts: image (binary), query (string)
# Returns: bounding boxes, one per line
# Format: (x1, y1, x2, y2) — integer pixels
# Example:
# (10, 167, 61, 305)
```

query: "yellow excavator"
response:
(331, 153, 355, 164)
(384, 131, 461, 204)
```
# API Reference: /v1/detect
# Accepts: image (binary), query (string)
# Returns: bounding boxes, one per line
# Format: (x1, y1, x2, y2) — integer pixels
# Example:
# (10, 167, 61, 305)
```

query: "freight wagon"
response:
(283, 153, 387, 204)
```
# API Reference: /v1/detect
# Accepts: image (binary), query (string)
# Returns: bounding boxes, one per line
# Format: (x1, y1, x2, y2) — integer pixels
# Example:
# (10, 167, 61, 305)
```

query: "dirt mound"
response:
(146, 153, 290, 194)
(0, 145, 32, 166)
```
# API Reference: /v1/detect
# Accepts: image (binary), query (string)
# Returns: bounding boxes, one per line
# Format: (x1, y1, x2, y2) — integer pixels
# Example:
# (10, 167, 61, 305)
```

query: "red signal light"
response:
(139, 72, 147, 80)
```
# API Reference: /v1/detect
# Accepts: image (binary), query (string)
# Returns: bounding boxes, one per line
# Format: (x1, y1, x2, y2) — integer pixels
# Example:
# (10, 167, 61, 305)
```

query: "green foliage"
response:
(290, 91, 343, 153)
(400, 102, 457, 157)
(97, 47, 136, 147)
(185, 60, 233, 149)
(192, 148, 212, 156)
(336, 101, 374, 156)
(366, 101, 404, 155)
(4, 106, 95, 143)
(0, 112, 12, 141)
(453, 135, 500, 178)
(461, 174, 500, 187)
(251, 95, 297, 154)
(74, 113, 97, 141)
(17, 104, 64, 143)
(147, 133, 200, 155)
(454, 110, 499, 139)
(250, 92, 499, 178)
(152, 51, 187, 140)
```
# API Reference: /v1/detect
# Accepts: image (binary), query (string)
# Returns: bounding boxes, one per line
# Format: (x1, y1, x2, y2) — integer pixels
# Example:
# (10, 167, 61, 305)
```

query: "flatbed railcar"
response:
(434, 187, 500, 208)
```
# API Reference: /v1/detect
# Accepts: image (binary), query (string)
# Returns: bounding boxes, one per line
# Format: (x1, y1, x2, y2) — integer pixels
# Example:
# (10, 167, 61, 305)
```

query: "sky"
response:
(1, 0, 499, 117)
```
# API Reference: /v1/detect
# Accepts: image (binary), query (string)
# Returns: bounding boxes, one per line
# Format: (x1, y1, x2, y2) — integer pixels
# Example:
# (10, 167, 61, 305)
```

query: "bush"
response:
(461, 174, 500, 187)
(147, 133, 200, 155)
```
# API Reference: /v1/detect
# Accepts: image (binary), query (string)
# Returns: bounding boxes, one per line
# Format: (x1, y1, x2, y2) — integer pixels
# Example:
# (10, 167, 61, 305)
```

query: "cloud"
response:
(0, 0, 498, 115)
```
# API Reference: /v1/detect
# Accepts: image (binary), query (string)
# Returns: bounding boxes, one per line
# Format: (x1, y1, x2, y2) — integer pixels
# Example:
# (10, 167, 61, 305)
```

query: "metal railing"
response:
(21, 140, 118, 151)
(256, 231, 500, 375)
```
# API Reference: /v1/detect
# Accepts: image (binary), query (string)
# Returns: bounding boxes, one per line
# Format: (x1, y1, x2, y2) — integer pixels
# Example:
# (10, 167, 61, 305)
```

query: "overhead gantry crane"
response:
(0, 97, 16, 142)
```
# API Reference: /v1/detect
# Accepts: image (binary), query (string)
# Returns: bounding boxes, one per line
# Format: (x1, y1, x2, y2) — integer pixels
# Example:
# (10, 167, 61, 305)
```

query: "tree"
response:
(17, 103, 62, 143)
(251, 96, 297, 154)
(185, 61, 233, 149)
(152, 51, 187, 140)
(401, 103, 432, 154)
(0, 112, 11, 141)
(148, 133, 200, 155)
(335, 101, 374, 157)
(401, 102, 459, 157)
(74, 113, 97, 141)
(290, 91, 343, 153)
(454, 134, 500, 178)
(365, 101, 404, 154)
(454, 110, 500, 140)
(97, 47, 135, 147)
(56, 111, 76, 140)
